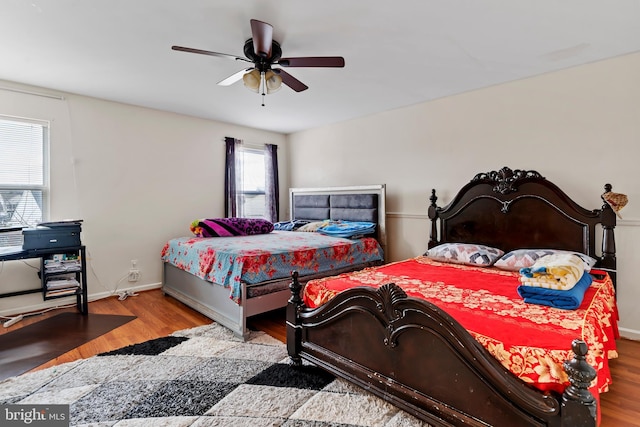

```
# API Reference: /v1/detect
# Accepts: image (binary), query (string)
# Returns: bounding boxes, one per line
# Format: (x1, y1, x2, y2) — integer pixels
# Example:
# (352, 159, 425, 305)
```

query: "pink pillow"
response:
(190, 218, 274, 237)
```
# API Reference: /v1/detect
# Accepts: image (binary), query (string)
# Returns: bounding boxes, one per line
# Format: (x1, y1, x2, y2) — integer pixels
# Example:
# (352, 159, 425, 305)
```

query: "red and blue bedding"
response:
(161, 230, 383, 303)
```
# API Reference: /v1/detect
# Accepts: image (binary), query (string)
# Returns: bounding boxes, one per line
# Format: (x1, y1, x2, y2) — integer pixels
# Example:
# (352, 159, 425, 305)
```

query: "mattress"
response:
(302, 256, 619, 400)
(161, 230, 384, 303)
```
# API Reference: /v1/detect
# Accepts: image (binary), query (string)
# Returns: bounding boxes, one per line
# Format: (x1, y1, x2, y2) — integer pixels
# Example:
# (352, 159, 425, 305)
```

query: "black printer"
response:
(22, 221, 82, 250)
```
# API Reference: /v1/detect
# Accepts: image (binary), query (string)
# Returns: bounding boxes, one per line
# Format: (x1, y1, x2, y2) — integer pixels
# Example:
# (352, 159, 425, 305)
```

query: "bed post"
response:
(600, 184, 617, 291)
(428, 189, 439, 249)
(561, 339, 597, 427)
(287, 271, 303, 366)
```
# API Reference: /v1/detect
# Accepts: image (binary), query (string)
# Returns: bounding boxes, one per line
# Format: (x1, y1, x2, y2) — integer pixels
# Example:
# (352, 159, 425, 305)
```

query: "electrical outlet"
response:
(128, 269, 140, 282)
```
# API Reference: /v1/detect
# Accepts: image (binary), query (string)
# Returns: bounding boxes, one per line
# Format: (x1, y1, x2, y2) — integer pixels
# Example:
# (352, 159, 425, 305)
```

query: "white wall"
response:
(2, 52, 637, 339)
(287, 52, 640, 339)
(0, 81, 288, 315)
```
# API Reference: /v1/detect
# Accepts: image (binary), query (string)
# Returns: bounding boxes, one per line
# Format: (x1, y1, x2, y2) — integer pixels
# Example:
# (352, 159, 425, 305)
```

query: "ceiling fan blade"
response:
(274, 69, 308, 92)
(278, 56, 345, 67)
(250, 19, 273, 58)
(171, 45, 250, 62)
(217, 68, 253, 86)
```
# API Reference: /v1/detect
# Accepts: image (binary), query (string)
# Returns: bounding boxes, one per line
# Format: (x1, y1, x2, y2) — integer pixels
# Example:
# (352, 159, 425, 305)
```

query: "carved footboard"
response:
(287, 273, 597, 427)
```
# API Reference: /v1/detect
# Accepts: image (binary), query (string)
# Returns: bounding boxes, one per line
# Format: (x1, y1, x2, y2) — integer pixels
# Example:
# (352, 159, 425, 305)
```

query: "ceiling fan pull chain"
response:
(261, 71, 266, 106)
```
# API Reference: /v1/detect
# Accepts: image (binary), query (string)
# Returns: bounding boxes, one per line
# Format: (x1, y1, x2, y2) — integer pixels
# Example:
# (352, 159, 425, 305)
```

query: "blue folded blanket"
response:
(516, 272, 593, 310)
(316, 221, 376, 239)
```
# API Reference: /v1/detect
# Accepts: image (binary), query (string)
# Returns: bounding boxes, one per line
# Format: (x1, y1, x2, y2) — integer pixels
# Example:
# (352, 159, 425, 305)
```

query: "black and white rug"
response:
(0, 323, 430, 426)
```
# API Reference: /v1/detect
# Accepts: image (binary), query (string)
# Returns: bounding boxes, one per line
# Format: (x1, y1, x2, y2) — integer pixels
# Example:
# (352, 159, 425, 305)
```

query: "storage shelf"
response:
(0, 242, 88, 314)
(44, 289, 82, 299)
(39, 246, 88, 313)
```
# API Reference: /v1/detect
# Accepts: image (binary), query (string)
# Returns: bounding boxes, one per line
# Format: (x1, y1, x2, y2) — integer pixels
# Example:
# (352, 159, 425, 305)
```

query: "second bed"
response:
(162, 184, 387, 339)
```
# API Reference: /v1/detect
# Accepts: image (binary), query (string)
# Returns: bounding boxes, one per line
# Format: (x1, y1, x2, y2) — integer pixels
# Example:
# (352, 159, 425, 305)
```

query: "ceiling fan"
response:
(171, 19, 345, 104)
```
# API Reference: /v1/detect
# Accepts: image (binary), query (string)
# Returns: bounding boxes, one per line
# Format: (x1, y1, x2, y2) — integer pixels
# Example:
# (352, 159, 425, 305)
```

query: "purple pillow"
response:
(190, 218, 274, 237)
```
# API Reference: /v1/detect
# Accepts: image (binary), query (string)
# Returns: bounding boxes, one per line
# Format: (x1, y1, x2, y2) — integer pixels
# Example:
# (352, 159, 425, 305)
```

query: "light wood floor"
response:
(2, 289, 638, 426)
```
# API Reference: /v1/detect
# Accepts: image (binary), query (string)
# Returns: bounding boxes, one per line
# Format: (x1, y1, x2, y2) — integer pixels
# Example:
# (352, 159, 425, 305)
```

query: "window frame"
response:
(0, 115, 50, 235)
(235, 144, 267, 219)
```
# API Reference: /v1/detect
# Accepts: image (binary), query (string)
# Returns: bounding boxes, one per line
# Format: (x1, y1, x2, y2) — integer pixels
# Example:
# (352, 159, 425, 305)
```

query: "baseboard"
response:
(618, 327, 640, 341)
(0, 282, 162, 318)
(88, 282, 162, 301)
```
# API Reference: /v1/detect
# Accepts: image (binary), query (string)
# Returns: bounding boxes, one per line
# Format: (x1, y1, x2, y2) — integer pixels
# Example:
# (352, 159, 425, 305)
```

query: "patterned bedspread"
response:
(161, 230, 383, 303)
(303, 256, 619, 400)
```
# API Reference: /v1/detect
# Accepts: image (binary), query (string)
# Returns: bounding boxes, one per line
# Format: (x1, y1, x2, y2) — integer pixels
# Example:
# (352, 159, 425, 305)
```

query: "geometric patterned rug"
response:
(0, 323, 431, 426)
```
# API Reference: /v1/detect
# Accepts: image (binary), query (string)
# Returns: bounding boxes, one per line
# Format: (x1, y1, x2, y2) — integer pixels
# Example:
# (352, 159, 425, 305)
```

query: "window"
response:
(0, 116, 49, 247)
(225, 138, 279, 222)
(235, 146, 266, 218)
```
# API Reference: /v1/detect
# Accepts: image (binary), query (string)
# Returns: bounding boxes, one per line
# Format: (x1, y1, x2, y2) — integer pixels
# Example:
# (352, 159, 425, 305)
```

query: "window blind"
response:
(0, 116, 48, 246)
(236, 146, 266, 218)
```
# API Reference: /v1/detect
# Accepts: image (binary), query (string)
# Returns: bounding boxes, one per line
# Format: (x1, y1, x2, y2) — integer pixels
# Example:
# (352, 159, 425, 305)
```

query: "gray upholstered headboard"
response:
(289, 185, 387, 259)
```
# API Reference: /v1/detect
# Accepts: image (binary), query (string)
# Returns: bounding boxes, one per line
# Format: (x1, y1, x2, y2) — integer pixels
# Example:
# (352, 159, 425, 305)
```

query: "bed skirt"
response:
(162, 261, 382, 339)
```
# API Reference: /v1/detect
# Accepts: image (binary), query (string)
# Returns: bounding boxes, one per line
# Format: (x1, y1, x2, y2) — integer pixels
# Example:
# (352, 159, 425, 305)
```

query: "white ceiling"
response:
(1, 1, 639, 134)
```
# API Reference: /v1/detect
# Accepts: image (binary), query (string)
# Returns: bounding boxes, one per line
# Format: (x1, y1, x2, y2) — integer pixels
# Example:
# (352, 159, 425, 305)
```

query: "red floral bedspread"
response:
(161, 231, 383, 303)
(303, 256, 619, 401)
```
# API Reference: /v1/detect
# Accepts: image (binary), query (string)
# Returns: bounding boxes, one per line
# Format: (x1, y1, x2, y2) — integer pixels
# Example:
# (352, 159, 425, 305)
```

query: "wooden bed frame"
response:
(162, 184, 386, 339)
(287, 167, 617, 427)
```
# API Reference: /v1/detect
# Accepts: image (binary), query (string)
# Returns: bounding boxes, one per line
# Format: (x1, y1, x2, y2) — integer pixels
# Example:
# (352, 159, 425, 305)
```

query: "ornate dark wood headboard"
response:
(428, 167, 617, 287)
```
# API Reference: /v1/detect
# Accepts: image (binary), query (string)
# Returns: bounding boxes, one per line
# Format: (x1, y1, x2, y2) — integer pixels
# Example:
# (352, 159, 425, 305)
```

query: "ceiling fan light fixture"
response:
(173, 19, 346, 97)
(242, 69, 261, 92)
(265, 70, 282, 94)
